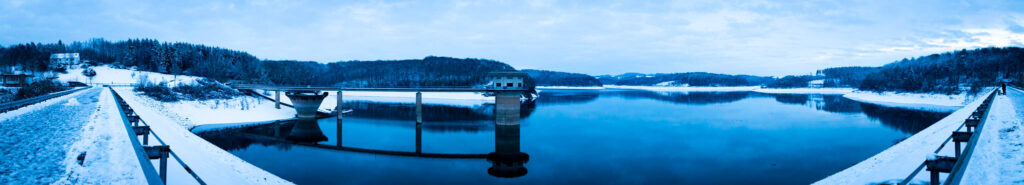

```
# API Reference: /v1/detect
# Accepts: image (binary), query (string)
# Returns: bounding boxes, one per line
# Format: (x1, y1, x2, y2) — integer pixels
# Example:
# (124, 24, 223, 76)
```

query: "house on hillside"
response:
(1, 73, 34, 87)
(807, 79, 825, 88)
(50, 53, 81, 69)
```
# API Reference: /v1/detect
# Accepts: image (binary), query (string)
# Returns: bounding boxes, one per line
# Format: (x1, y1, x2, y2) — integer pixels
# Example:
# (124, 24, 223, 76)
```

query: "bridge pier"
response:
(275, 90, 281, 109)
(487, 90, 527, 178)
(494, 91, 521, 126)
(285, 91, 328, 119)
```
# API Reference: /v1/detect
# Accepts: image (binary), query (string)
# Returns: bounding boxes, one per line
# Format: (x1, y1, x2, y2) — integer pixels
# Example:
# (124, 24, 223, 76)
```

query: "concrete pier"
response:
(487, 90, 528, 178)
(285, 91, 328, 119)
(494, 91, 521, 126)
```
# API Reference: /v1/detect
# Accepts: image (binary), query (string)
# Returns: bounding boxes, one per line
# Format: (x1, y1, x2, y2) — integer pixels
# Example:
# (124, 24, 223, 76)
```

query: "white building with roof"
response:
(50, 53, 81, 68)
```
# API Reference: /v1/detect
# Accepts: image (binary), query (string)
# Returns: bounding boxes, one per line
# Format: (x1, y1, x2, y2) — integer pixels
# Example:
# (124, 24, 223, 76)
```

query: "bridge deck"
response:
(230, 84, 524, 92)
(958, 87, 1024, 184)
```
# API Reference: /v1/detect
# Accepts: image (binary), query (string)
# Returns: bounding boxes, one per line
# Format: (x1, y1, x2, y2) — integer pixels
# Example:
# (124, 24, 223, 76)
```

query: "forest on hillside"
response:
(521, 69, 602, 87)
(859, 47, 1024, 93)
(599, 72, 774, 87)
(0, 39, 529, 91)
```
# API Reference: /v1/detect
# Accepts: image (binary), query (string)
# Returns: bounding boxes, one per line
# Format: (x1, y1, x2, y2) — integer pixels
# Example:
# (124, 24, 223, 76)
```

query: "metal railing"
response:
(897, 89, 996, 185)
(109, 87, 206, 185)
(0, 87, 88, 112)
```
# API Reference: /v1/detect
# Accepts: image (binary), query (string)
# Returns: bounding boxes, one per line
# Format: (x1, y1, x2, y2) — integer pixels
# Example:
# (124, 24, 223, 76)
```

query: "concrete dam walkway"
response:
(816, 88, 1024, 185)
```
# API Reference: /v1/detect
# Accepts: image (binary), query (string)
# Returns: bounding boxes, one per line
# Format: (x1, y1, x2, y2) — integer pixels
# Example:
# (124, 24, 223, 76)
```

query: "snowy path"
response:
(112, 88, 292, 185)
(813, 90, 994, 185)
(960, 88, 1024, 184)
(0, 88, 138, 184)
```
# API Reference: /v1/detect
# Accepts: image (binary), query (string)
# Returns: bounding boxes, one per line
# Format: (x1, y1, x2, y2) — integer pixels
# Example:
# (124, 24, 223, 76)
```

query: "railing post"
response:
(144, 145, 171, 184)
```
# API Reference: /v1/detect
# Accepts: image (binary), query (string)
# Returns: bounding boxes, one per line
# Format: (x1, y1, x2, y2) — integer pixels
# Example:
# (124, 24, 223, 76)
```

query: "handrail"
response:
(897, 89, 996, 185)
(0, 87, 88, 112)
(109, 87, 165, 185)
(109, 87, 206, 185)
(946, 88, 1002, 184)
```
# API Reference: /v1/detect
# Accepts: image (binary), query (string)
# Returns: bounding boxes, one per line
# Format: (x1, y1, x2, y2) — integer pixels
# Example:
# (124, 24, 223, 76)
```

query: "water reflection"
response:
(195, 89, 954, 184)
(196, 96, 531, 180)
(536, 90, 950, 134)
(603, 90, 750, 105)
(859, 103, 948, 133)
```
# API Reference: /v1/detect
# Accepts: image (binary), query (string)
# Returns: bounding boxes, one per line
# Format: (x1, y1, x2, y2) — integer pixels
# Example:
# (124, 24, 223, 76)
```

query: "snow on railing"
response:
(109, 87, 206, 185)
(0, 87, 87, 112)
(897, 89, 997, 185)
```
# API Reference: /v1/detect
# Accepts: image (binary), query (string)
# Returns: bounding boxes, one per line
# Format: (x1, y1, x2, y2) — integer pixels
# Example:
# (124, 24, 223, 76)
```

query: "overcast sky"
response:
(2, 0, 1023, 76)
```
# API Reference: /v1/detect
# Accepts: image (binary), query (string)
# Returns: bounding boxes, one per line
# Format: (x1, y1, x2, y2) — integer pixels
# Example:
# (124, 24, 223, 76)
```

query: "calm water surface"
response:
(195, 89, 949, 185)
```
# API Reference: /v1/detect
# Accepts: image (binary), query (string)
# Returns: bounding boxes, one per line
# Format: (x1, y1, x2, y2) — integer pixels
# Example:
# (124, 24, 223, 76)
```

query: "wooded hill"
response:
(0, 39, 530, 91)
(597, 72, 774, 87)
(521, 69, 602, 87)
(859, 47, 1024, 93)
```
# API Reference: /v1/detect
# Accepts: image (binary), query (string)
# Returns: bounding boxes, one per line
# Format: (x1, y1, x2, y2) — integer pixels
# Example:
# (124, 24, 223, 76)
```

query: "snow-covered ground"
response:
(604, 85, 760, 92)
(256, 90, 493, 113)
(605, 85, 972, 111)
(536, 86, 605, 89)
(0, 88, 145, 184)
(114, 88, 295, 128)
(813, 90, 995, 185)
(753, 87, 855, 94)
(58, 65, 200, 86)
(53, 88, 146, 184)
(113, 88, 292, 185)
(843, 91, 971, 112)
(960, 88, 1024, 184)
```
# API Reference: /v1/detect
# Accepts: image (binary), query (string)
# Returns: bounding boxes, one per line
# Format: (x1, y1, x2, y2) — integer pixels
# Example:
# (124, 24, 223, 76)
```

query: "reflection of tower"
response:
(286, 118, 328, 143)
(487, 90, 529, 178)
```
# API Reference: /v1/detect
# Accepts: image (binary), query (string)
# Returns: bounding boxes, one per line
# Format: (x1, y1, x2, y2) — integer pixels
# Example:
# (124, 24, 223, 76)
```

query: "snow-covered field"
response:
(960, 88, 1024, 184)
(606, 85, 973, 110)
(536, 86, 605, 89)
(813, 90, 995, 185)
(58, 66, 200, 86)
(604, 85, 760, 92)
(113, 88, 293, 185)
(114, 88, 295, 128)
(753, 87, 855, 94)
(843, 91, 971, 112)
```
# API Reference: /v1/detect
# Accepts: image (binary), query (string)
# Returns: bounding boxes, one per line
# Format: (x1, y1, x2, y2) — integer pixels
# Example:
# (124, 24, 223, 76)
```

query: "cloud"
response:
(2, 0, 1024, 76)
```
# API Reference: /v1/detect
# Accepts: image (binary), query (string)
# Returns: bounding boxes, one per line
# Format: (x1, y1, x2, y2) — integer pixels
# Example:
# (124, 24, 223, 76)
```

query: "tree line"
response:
(521, 69, 602, 87)
(0, 39, 529, 91)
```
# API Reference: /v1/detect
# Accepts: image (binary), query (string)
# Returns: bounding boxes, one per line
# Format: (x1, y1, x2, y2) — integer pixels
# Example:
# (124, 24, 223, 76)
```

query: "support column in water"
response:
(274, 90, 281, 109)
(487, 90, 528, 178)
(285, 90, 328, 119)
(336, 90, 343, 147)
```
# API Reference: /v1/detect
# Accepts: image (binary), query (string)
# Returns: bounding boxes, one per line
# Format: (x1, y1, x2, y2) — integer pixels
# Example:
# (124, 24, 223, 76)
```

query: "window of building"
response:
(506, 83, 513, 87)
(517, 83, 522, 87)
(496, 83, 501, 87)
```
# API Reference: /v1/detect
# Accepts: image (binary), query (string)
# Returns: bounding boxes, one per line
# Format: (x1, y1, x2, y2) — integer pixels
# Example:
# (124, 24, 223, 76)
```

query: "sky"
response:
(1, 0, 1024, 76)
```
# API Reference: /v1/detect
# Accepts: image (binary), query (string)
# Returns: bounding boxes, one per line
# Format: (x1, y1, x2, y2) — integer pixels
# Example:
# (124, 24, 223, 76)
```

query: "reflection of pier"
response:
(225, 72, 531, 178)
